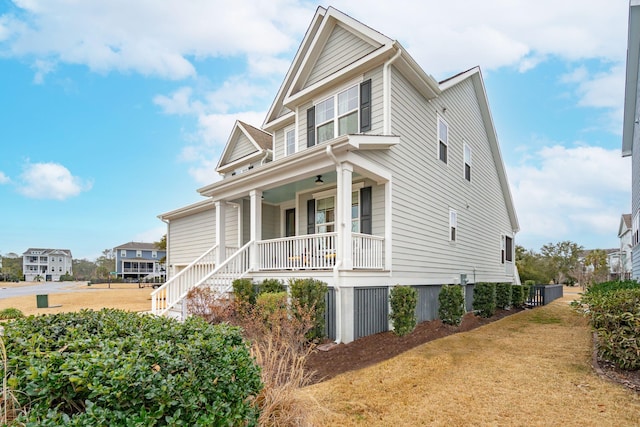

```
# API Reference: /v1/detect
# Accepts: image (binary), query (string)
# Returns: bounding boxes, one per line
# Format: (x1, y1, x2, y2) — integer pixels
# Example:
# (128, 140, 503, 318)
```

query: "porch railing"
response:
(257, 232, 384, 270)
(352, 233, 384, 269)
(151, 243, 249, 317)
(258, 233, 337, 270)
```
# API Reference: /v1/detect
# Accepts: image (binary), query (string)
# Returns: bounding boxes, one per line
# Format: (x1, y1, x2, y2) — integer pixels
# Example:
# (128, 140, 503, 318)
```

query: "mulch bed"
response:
(304, 308, 520, 385)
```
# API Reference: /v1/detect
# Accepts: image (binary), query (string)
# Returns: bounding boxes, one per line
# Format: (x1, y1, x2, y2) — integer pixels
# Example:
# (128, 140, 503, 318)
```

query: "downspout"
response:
(383, 45, 403, 135)
(260, 149, 272, 165)
(326, 144, 343, 343)
(160, 218, 170, 279)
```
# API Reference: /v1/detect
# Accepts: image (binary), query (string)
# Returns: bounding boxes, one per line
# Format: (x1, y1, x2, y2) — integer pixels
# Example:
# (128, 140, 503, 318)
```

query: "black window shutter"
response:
(307, 199, 316, 235)
(307, 107, 316, 147)
(360, 79, 372, 132)
(360, 186, 372, 234)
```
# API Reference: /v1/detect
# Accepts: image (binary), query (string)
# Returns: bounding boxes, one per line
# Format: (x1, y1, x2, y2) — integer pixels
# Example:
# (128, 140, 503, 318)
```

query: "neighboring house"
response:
(157, 6, 519, 343)
(623, 1, 640, 281)
(22, 248, 73, 282)
(114, 242, 166, 282)
(618, 213, 633, 280)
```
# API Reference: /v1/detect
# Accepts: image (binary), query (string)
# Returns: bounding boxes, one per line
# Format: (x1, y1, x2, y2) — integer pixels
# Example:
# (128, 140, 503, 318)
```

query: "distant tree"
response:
(155, 234, 167, 263)
(540, 241, 584, 284)
(584, 249, 609, 285)
(96, 249, 115, 275)
(1, 257, 23, 281)
(72, 259, 97, 281)
(515, 245, 552, 284)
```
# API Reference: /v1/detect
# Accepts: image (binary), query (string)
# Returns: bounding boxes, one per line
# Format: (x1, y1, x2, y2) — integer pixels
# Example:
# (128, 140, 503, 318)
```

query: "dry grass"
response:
(0, 282, 153, 316)
(300, 290, 640, 426)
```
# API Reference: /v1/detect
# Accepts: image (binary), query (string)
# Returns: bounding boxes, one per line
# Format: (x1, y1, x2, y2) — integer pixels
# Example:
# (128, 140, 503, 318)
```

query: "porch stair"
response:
(151, 241, 251, 318)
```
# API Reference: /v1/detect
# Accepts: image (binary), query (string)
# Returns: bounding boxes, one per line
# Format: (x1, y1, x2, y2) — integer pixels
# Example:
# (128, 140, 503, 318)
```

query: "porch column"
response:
(339, 162, 353, 270)
(215, 201, 226, 265)
(249, 189, 262, 270)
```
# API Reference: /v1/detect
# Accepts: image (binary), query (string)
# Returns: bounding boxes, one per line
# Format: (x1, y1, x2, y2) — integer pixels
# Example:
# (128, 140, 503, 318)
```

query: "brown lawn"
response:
(0, 282, 153, 315)
(299, 290, 640, 426)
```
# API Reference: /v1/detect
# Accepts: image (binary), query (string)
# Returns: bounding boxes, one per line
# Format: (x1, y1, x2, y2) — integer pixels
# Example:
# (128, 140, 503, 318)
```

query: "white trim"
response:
(437, 114, 449, 164)
(449, 208, 457, 242)
(463, 141, 472, 182)
(312, 181, 364, 199)
(284, 125, 296, 157)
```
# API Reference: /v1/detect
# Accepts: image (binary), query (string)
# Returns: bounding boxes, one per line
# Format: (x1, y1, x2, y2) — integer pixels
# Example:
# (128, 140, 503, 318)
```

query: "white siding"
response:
(228, 133, 256, 163)
(305, 24, 378, 88)
(168, 205, 239, 268)
(262, 204, 281, 240)
(365, 67, 384, 134)
(358, 67, 514, 283)
(273, 128, 285, 161)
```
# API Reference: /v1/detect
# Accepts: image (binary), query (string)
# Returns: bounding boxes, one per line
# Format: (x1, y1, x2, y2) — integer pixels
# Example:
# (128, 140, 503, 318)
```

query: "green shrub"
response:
(438, 285, 465, 326)
(583, 288, 640, 370)
(289, 278, 328, 340)
(233, 278, 256, 305)
(3, 309, 262, 425)
(524, 280, 535, 287)
(256, 292, 289, 322)
(473, 282, 496, 318)
(522, 283, 531, 305)
(496, 283, 512, 310)
(0, 307, 24, 320)
(511, 285, 525, 308)
(259, 278, 286, 294)
(389, 286, 417, 336)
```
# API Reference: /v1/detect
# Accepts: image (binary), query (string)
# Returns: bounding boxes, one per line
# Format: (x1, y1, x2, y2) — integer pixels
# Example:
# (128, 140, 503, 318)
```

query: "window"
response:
(633, 211, 640, 246)
(449, 209, 457, 241)
(464, 143, 472, 181)
(438, 117, 448, 164)
(308, 80, 371, 147)
(152, 251, 157, 258)
(351, 191, 360, 232)
(315, 197, 335, 233)
(285, 128, 295, 156)
(502, 235, 513, 263)
(121, 250, 126, 258)
(136, 250, 142, 258)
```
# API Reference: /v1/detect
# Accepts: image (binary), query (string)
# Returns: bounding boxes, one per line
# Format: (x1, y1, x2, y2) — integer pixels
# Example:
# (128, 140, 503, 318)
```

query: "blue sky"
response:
(0, 0, 632, 260)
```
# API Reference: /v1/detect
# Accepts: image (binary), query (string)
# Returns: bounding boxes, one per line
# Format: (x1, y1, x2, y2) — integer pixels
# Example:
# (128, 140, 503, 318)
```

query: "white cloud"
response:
(17, 162, 92, 200)
(0, 171, 10, 184)
(0, 0, 307, 80)
(509, 145, 631, 250)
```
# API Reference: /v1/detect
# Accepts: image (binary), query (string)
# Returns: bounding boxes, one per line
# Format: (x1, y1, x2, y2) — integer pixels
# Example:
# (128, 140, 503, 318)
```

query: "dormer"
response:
(216, 121, 273, 178)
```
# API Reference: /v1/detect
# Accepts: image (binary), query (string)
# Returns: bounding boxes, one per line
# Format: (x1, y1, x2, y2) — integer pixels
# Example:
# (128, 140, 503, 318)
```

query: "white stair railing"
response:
(151, 244, 218, 315)
(151, 242, 251, 317)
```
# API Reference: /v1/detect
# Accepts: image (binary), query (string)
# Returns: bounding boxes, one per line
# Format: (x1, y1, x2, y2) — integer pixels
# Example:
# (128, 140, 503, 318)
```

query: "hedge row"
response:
(577, 280, 640, 370)
(3, 309, 262, 425)
(472, 283, 527, 317)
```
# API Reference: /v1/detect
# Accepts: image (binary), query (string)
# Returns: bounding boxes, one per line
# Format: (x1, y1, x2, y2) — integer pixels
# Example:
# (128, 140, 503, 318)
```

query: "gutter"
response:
(383, 45, 403, 135)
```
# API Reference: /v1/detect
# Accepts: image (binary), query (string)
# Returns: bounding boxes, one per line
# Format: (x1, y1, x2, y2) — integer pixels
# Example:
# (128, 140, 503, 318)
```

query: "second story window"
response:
(285, 128, 295, 156)
(152, 251, 158, 258)
(136, 250, 142, 258)
(121, 250, 126, 258)
(464, 143, 472, 181)
(307, 80, 371, 147)
(438, 117, 448, 164)
(449, 209, 457, 242)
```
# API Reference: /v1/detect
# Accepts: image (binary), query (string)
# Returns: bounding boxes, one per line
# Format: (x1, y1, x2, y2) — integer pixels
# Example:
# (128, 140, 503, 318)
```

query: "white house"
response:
(156, 6, 519, 343)
(623, 1, 640, 281)
(22, 248, 73, 282)
(616, 214, 633, 280)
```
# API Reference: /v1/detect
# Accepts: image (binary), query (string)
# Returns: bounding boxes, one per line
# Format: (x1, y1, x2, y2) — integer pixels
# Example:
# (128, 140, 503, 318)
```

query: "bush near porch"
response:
(2, 309, 261, 425)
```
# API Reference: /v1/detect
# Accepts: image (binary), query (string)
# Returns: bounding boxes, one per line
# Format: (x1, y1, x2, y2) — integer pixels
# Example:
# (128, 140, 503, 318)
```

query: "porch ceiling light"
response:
(315, 175, 323, 185)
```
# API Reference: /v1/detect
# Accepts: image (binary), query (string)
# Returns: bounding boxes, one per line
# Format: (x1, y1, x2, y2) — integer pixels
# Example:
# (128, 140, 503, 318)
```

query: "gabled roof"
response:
(619, 213, 632, 237)
(216, 120, 272, 173)
(23, 248, 73, 257)
(622, 1, 640, 157)
(263, 6, 440, 130)
(439, 66, 520, 233)
(114, 241, 161, 251)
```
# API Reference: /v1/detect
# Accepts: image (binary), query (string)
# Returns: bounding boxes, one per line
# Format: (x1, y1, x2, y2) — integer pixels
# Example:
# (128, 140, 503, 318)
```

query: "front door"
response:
(285, 208, 296, 237)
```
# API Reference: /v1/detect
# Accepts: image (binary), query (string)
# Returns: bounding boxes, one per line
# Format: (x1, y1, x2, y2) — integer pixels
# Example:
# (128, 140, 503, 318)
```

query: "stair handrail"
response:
(153, 241, 252, 316)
